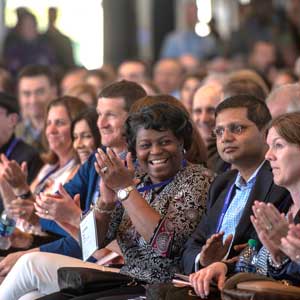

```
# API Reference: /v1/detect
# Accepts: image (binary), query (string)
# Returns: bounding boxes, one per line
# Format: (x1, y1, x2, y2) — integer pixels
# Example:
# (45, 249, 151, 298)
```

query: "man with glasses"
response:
(182, 95, 292, 275)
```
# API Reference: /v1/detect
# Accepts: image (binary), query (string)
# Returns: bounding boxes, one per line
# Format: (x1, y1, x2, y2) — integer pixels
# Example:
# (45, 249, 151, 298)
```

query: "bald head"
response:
(266, 83, 300, 117)
(192, 84, 222, 144)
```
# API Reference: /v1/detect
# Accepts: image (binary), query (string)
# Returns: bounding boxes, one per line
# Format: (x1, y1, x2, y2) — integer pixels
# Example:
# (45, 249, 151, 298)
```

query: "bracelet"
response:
(94, 201, 115, 215)
(17, 190, 32, 199)
(94, 205, 114, 215)
(268, 253, 289, 269)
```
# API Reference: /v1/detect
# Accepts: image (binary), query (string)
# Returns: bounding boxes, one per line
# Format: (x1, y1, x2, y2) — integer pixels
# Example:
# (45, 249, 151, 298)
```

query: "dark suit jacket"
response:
(0, 135, 43, 212)
(182, 161, 292, 274)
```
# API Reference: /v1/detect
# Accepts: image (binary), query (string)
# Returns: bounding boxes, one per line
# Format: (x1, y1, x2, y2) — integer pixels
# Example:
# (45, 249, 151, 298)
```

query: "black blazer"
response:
(181, 161, 292, 274)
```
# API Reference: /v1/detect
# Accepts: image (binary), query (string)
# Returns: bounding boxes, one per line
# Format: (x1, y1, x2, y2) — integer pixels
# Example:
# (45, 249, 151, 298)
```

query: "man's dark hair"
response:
(98, 80, 146, 112)
(17, 64, 56, 86)
(0, 92, 19, 115)
(215, 95, 272, 130)
(125, 102, 193, 158)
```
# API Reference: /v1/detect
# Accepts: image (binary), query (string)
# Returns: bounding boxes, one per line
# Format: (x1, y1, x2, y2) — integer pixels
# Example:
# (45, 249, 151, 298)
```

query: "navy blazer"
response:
(40, 154, 99, 261)
(182, 161, 292, 275)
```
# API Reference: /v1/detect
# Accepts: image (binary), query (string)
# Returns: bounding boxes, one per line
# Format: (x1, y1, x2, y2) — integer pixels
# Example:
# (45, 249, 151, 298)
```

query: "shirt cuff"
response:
(195, 252, 201, 272)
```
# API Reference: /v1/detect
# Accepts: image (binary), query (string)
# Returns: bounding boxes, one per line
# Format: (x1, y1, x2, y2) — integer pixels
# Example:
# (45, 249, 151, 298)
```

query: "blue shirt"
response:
(219, 162, 264, 240)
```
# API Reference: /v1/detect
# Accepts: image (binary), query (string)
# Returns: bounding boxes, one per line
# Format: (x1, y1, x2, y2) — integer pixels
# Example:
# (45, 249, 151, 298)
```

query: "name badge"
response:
(80, 209, 98, 261)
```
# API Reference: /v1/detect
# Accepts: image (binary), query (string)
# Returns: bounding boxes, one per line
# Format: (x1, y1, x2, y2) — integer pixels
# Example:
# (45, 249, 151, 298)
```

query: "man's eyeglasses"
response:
(213, 123, 253, 138)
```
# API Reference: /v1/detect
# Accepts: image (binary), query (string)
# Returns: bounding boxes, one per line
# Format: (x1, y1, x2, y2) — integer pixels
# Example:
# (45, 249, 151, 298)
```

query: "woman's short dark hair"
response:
(125, 102, 193, 157)
(71, 107, 101, 148)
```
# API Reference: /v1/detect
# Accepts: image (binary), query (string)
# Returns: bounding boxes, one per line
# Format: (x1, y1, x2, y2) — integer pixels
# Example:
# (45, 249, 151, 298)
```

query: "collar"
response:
(235, 160, 265, 189)
(24, 119, 42, 139)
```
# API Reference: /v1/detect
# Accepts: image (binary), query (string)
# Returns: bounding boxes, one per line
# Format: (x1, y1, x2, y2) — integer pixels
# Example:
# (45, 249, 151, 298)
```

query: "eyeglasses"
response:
(213, 123, 253, 138)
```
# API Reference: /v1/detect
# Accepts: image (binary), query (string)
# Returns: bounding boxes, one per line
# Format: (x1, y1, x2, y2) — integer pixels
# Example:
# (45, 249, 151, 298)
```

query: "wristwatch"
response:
(117, 186, 135, 202)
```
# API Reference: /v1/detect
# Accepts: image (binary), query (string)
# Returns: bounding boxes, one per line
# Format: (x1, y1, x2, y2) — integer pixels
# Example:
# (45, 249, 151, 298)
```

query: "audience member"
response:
(160, 1, 218, 60)
(272, 69, 298, 90)
(0, 101, 213, 299)
(180, 72, 206, 114)
(15, 65, 58, 153)
(248, 40, 277, 82)
(117, 59, 148, 83)
(60, 67, 87, 95)
(266, 83, 300, 117)
(71, 108, 101, 164)
(139, 80, 160, 96)
(153, 58, 184, 97)
(182, 95, 291, 276)
(2, 11, 57, 76)
(130, 95, 207, 165)
(0, 67, 15, 94)
(188, 112, 300, 297)
(44, 7, 75, 71)
(178, 54, 201, 73)
(84, 69, 111, 94)
(0, 92, 43, 212)
(223, 69, 269, 100)
(0, 80, 146, 287)
(65, 83, 97, 107)
(192, 83, 222, 146)
(0, 96, 86, 273)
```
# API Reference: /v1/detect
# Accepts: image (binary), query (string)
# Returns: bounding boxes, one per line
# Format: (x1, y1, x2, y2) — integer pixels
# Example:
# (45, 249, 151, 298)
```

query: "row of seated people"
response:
(0, 80, 299, 299)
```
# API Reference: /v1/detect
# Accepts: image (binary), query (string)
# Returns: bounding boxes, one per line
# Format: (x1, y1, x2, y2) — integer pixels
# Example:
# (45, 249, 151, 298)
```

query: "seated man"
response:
(182, 95, 292, 275)
(0, 80, 147, 276)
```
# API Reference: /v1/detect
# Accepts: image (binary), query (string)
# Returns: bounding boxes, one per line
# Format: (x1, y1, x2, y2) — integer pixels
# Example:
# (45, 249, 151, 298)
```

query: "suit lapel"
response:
(233, 161, 272, 244)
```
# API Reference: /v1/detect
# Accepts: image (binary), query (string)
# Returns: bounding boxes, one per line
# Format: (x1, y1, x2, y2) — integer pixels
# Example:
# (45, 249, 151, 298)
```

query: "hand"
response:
(97, 178, 117, 207)
(0, 251, 26, 276)
(189, 262, 228, 298)
(9, 228, 33, 249)
(223, 243, 248, 264)
(55, 220, 80, 241)
(34, 184, 82, 228)
(281, 224, 300, 262)
(95, 148, 134, 190)
(7, 198, 36, 223)
(251, 201, 290, 264)
(199, 232, 233, 267)
(0, 154, 28, 192)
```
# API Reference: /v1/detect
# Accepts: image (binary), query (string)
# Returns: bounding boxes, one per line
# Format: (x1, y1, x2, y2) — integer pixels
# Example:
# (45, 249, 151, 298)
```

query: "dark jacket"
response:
(0, 136, 43, 212)
(182, 161, 292, 274)
(40, 154, 99, 261)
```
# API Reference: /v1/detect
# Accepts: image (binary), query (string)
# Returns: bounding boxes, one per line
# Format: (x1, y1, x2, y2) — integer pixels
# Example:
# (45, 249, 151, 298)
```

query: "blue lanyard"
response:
(137, 159, 187, 193)
(5, 137, 20, 158)
(137, 177, 173, 193)
(215, 184, 235, 233)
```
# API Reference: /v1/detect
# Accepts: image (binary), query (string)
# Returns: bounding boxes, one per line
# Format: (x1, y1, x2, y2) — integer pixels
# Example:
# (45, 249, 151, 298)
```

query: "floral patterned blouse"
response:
(104, 163, 214, 283)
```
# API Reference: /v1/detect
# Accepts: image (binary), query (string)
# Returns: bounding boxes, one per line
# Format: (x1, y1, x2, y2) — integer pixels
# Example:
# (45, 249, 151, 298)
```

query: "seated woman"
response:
(0, 102, 213, 300)
(0, 96, 87, 273)
(188, 111, 300, 298)
(130, 94, 207, 165)
(71, 107, 101, 165)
